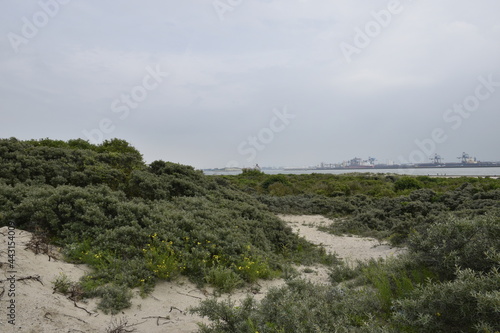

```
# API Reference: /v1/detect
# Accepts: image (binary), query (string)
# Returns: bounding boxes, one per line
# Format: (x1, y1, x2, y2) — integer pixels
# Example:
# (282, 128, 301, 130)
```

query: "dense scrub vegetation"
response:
(193, 216, 500, 332)
(0, 138, 331, 313)
(226, 169, 500, 197)
(225, 170, 500, 244)
(2, 138, 498, 331)
(191, 170, 500, 332)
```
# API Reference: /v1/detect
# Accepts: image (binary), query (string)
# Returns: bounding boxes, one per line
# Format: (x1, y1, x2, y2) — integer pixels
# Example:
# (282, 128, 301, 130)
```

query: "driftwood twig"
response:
(73, 300, 93, 316)
(169, 306, 185, 315)
(142, 315, 171, 326)
(1, 275, 44, 285)
(177, 291, 202, 300)
(60, 313, 88, 324)
(106, 316, 144, 333)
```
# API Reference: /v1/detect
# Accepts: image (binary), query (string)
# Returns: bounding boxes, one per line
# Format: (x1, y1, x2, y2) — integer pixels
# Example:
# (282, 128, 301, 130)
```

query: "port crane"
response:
(458, 152, 469, 164)
(457, 152, 476, 164)
(430, 153, 443, 164)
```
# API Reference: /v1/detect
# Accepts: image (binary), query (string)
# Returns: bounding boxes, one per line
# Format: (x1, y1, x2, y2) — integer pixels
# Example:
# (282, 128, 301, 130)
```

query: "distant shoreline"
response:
(203, 167, 500, 178)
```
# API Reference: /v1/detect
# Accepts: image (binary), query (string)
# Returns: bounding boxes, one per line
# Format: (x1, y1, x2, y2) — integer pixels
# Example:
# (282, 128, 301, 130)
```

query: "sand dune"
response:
(0, 216, 401, 332)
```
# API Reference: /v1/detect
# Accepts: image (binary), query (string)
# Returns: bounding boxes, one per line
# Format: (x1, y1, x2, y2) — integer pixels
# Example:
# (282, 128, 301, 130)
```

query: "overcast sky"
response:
(1, 0, 499, 169)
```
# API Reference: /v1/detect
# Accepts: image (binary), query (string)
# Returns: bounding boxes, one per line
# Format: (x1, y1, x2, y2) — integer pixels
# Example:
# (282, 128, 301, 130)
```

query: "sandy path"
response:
(278, 215, 403, 262)
(0, 216, 402, 332)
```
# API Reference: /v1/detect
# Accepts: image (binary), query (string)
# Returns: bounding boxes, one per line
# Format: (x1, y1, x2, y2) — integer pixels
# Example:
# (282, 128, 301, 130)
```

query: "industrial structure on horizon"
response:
(312, 152, 500, 171)
(205, 152, 500, 173)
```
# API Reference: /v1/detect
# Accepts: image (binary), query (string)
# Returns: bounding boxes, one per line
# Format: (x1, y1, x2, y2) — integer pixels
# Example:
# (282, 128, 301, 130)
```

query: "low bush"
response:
(204, 266, 244, 293)
(392, 267, 500, 332)
(86, 284, 133, 315)
(394, 177, 423, 192)
(191, 278, 387, 332)
(360, 258, 437, 317)
(143, 235, 183, 281)
(407, 215, 500, 278)
(52, 273, 73, 295)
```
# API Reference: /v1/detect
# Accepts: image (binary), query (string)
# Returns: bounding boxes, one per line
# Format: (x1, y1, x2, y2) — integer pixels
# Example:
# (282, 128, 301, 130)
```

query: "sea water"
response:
(205, 167, 500, 177)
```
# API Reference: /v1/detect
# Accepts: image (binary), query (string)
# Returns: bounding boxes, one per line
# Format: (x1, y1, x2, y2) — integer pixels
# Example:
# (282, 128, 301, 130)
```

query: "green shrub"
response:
(143, 235, 183, 280)
(394, 177, 423, 192)
(407, 215, 500, 278)
(191, 297, 259, 333)
(240, 168, 265, 177)
(191, 279, 384, 332)
(52, 273, 72, 295)
(360, 258, 435, 316)
(392, 267, 500, 332)
(87, 284, 133, 315)
(261, 175, 290, 191)
(268, 182, 294, 196)
(234, 254, 277, 283)
(205, 266, 244, 293)
(329, 261, 362, 284)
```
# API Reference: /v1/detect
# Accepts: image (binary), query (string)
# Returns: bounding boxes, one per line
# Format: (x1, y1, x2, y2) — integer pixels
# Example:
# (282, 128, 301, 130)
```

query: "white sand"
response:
(0, 227, 213, 333)
(0, 216, 402, 332)
(278, 214, 403, 262)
